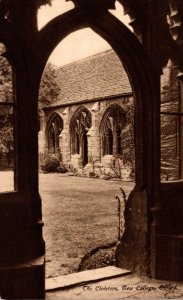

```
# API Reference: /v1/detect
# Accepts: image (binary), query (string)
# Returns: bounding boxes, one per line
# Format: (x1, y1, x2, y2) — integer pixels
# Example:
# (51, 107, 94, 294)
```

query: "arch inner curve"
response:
(47, 113, 63, 154)
(70, 106, 92, 166)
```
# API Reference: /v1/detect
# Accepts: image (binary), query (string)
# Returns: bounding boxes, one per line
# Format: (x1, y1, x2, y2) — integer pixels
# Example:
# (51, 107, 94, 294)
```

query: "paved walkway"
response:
(46, 268, 183, 300)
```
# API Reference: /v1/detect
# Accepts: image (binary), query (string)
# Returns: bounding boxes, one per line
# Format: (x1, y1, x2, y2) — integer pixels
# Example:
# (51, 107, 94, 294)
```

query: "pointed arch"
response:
(38, 9, 159, 189)
(47, 112, 63, 154)
(70, 106, 91, 165)
(100, 104, 126, 156)
(37, 8, 160, 277)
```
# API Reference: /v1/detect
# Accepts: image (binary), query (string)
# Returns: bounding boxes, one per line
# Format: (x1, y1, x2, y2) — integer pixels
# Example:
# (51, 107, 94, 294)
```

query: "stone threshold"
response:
(46, 267, 131, 291)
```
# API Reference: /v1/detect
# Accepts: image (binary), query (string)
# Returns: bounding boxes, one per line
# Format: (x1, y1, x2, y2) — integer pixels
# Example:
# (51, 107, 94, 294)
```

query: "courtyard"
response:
(0, 171, 134, 279)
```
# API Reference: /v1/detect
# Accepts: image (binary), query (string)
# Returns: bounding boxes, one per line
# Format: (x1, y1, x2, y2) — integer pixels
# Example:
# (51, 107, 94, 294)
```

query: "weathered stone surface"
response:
(43, 98, 134, 179)
(46, 266, 130, 291)
(41, 51, 135, 179)
(46, 273, 183, 300)
(41, 54, 181, 183)
(42, 55, 181, 183)
(116, 187, 149, 275)
(160, 63, 181, 181)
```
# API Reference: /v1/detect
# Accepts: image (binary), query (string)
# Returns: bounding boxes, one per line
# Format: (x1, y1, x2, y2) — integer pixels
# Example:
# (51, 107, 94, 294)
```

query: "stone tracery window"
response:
(47, 113, 63, 154)
(100, 104, 126, 156)
(70, 106, 91, 165)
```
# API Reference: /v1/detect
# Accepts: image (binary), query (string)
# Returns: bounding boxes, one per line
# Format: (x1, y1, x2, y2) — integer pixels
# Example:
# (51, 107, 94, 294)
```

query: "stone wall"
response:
(40, 50, 134, 180)
(42, 95, 135, 180)
(160, 62, 181, 181)
(41, 52, 182, 182)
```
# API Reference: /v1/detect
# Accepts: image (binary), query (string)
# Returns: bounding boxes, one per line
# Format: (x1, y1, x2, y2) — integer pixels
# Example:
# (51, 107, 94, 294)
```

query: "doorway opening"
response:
(70, 106, 92, 168)
(38, 29, 135, 279)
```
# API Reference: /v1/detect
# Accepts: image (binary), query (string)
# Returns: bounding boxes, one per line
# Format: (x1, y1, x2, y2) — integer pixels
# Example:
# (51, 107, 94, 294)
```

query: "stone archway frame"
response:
(46, 111, 63, 154)
(46, 111, 64, 134)
(69, 105, 92, 165)
(69, 105, 92, 127)
(99, 103, 127, 156)
(38, 7, 160, 276)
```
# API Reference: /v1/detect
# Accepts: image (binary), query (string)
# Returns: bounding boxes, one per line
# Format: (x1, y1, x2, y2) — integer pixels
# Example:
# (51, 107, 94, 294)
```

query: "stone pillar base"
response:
(0, 256, 45, 299)
(115, 187, 150, 276)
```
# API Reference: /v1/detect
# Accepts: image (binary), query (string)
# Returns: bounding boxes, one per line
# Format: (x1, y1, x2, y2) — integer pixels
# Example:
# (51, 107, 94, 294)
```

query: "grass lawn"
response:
(40, 173, 134, 278)
(0, 171, 134, 279)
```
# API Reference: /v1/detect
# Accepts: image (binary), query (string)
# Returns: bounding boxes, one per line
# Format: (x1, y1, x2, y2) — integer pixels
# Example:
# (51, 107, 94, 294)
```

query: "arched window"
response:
(47, 113, 63, 154)
(105, 127, 113, 155)
(70, 106, 91, 165)
(116, 127, 122, 154)
(100, 104, 126, 156)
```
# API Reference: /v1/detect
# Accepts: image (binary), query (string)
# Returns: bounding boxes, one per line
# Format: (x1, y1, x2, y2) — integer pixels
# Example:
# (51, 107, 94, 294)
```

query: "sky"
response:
(38, 0, 131, 67)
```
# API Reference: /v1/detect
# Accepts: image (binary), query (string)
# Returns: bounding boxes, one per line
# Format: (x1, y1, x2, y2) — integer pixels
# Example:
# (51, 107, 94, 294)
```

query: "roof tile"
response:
(55, 50, 132, 105)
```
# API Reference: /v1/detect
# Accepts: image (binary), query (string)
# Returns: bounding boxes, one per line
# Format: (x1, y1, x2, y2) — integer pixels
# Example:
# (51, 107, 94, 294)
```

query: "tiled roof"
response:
(54, 50, 132, 106)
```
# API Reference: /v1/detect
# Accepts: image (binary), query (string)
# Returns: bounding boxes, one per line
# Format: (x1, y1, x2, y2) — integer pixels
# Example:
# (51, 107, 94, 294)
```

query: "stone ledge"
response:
(46, 267, 131, 291)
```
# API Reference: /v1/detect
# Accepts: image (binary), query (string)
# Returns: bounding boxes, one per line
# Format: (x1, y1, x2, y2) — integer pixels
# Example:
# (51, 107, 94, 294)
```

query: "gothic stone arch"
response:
(70, 106, 92, 167)
(0, 3, 162, 298)
(38, 8, 159, 277)
(47, 112, 63, 154)
(100, 104, 126, 156)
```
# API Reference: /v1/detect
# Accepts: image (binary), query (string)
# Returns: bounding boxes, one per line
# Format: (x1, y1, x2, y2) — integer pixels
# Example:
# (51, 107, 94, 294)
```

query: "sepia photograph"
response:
(0, 0, 183, 299)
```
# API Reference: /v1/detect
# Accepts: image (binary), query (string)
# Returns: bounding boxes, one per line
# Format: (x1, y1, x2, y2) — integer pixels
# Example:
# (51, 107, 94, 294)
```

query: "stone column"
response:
(113, 128, 117, 155)
(89, 102, 101, 162)
(0, 2, 45, 298)
(86, 102, 101, 175)
(38, 110, 47, 154)
(60, 107, 71, 167)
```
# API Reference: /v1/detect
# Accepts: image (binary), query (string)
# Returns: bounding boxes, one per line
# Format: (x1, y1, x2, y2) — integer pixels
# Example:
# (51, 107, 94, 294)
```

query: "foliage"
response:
(0, 106, 13, 163)
(0, 126, 13, 155)
(0, 44, 13, 102)
(110, 156, 123, 178)
(38, 62, 60, 111)
(39, 152, 60, 173)
(0, 44, 60, 107)
(78, 242, 116, 271)
(122, 102, 135, 167)
(57, 162, 67, 173)
(89, 171, 96, 177)
(0, 44, 13, 163)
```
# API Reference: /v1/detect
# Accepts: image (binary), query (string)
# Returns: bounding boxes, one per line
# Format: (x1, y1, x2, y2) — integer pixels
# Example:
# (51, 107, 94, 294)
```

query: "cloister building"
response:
(40, 50, 135, 180)
(40, 50, 181, 182)
(1, 1, 183, 298)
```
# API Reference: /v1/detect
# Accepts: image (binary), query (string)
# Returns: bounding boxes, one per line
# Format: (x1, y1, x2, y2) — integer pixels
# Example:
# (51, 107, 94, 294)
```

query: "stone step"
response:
(46, 267, 131, 291)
